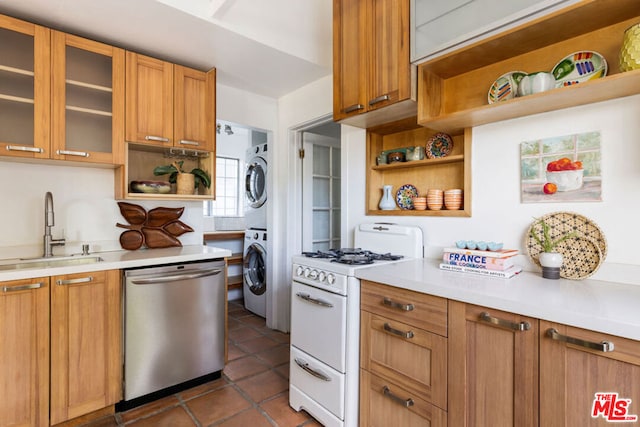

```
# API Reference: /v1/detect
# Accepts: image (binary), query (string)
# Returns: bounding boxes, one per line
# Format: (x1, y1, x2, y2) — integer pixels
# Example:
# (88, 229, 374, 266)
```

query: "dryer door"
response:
(244, 242, 266, 295)
(245, 157, 267, 208)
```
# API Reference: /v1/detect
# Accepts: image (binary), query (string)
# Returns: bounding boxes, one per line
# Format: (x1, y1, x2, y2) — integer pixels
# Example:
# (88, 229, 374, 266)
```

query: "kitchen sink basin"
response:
(0, 256, 104, 271)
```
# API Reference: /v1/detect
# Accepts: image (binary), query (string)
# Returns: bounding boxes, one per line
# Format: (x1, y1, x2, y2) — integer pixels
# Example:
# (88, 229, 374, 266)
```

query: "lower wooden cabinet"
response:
(360, 280, 448, 424)
(540, 321, 640, 426)
(448, 301, 539, 427)
(360, 370, 447, 427)
(0, 277, 50, 427)
(50, 269, 122, 424)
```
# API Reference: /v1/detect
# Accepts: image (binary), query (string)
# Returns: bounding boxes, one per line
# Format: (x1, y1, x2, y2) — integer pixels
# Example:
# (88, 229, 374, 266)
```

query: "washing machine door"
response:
(245, 157, 267, 208)
(244, 242, 266, 295)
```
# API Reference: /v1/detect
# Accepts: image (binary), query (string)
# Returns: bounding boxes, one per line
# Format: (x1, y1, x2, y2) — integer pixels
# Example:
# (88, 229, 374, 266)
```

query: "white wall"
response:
(0, 162, 203, 259)
(270, 74, 334, 331)
(344, 94, 640, 285)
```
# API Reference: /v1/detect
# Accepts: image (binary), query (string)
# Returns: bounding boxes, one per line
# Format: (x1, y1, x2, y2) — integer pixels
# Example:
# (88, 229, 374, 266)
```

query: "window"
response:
(203, 157, 241, 216)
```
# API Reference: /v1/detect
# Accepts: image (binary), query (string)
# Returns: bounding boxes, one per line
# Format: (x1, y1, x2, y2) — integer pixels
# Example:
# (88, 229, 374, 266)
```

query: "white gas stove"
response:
(289, 223, 423, 427)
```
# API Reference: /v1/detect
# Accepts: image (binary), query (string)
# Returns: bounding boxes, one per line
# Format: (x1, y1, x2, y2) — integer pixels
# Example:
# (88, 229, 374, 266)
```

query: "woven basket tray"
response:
(526, 211, 607, 280)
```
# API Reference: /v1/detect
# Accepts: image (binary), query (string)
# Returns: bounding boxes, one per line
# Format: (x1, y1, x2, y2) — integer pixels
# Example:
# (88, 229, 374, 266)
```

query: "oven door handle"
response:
(295, 358, 331, 381)
(295, 292, 333, 308)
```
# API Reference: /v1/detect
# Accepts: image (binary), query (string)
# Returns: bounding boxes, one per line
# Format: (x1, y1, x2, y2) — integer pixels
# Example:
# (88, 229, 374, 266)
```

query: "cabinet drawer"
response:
(360, 370, 447, 427)
(361, 280, 447, 336)
(361, 311, 447, 410)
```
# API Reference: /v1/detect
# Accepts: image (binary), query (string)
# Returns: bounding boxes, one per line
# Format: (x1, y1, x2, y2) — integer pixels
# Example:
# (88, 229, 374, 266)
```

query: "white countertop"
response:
(0, 245, 232, 281)
(355, 258, 640, 341)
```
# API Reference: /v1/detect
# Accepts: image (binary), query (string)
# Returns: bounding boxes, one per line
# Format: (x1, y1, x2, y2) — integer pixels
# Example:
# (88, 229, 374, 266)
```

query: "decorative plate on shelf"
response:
(552, 51, 607, 88)
(395, 184, 419, 210)
(487, 71, 527, 104)
(525, 211, 607, 279)
(426, 132, 453, 159)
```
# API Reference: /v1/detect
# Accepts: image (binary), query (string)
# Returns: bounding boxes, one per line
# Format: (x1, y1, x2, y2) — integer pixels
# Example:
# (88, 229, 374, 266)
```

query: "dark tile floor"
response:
(80, 299, 320, 427)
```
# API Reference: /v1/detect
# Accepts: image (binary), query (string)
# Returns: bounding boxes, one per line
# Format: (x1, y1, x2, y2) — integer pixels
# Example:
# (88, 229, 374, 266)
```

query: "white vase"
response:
(539, 251, 563, 279)
(379, 185, 396, 210)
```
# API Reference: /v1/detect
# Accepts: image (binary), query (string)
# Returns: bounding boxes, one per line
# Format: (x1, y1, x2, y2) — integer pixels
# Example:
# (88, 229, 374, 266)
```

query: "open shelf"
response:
(366, 117, 471, 217)
(417, 0, 640, 133)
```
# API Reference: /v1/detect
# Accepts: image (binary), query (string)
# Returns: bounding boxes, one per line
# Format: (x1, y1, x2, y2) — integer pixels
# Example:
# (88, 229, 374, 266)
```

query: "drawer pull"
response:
(479, 312, 530, 331)
(383, 297, 414, 311)
(382, 386, 414, 408)
(343, 103, 364, 114)
(295, 358, 331, 381)
(2, 282, 44, 293)
(56, 149, 89, 157)
(296, 292, 333, 308)
(145, 135, 170, 143)
(178, 139, 201, 146)
(6, 145, 44, 153)
(546, 328, 614, 352)
(368, 94, 390, 106)
(383, 322, 414, 339)
(56, 276, 93, 286)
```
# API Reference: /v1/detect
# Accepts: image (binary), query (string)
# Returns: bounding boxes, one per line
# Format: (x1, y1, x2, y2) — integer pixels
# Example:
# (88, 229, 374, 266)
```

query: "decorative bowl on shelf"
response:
(130, 180, 172, 194)
(387, 151, 405, 163)
(487, 71, 526, 104)
(552, 51, 607, 87)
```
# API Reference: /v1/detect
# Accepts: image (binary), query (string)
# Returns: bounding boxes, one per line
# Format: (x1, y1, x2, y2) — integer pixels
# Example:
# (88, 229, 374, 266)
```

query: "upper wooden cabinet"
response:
(52, 31, 125, 165)
(0, 277, 50, 427)
(126, 52, 216, 152)
(333, 0, 414, 128)
(0, 15, 50, 160)
(417, 0, 640, 133)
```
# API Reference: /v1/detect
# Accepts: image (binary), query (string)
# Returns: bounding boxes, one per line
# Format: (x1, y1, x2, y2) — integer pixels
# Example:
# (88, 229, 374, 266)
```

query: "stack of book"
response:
(439, 246, 522, 278)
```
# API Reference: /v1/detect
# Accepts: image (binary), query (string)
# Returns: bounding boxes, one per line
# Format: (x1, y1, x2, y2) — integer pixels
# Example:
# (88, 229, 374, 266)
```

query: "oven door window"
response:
(244, 243, 266, 295)
(291, 281, 347, 372)
(245, 157, 267, 208)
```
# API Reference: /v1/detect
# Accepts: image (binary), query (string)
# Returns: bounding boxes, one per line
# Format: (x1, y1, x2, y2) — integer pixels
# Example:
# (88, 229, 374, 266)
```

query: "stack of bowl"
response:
(444, 189, 463, 210)
(426, 189, 443, 210)
(413, 196, 427, 210)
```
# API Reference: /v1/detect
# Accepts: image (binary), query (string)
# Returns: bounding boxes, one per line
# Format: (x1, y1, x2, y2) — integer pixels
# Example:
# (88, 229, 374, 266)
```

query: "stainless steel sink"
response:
(0, 256, 104, 271)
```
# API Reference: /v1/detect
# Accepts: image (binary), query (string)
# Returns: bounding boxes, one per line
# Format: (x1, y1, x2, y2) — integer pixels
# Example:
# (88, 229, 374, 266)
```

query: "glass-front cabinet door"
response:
(51, 31, 125, 165)
(0, 15, 50, 159)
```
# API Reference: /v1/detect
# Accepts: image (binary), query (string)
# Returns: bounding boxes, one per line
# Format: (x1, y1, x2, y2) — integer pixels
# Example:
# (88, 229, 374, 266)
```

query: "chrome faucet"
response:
(43, 192, 65, 257)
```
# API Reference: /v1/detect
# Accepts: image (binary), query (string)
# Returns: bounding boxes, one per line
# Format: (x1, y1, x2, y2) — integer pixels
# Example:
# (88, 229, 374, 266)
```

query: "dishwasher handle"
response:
(131, 268, 222, 285)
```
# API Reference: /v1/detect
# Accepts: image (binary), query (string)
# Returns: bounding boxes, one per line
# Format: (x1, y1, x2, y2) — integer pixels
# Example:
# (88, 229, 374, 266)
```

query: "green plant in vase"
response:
(153, 161, 211, 194)
(529, 217, 577, 279)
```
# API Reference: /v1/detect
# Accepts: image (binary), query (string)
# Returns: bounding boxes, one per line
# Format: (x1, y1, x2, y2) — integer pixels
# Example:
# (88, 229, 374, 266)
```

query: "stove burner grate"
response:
(303, 248, 403, 264)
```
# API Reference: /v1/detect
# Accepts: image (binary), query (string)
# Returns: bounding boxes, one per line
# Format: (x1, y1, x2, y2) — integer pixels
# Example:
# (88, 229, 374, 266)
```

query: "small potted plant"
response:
(529, 217, 577, 279)
(153, 161, 211, 195)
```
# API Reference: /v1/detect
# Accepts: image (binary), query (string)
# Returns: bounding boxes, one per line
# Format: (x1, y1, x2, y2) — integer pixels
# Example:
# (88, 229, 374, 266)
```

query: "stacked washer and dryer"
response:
(243, 143, 268, 318)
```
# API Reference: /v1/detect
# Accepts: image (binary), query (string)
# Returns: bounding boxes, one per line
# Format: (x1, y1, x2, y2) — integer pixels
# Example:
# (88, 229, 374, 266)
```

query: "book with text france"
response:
(442, 252, 515, 270)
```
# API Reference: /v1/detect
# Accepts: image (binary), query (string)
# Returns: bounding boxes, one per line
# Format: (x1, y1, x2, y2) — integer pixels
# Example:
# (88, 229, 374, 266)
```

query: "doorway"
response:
(299, 120, 341, 252)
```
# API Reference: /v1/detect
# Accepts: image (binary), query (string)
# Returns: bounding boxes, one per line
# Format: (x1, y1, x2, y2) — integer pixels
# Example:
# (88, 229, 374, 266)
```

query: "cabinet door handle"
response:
(178, 139, 201, 146)
(56, 276, 93, 286)
(546, 328, 614, 352)
(56, 149, 89, 157)
(368, 94, 390, 106)
(145, 135, 170, 143)
(343, 103, 364, 114)
(6, 145, 44, 153)
(382, 386, 414, 408)
(295, 358, 331, 381)
(296, 292, 333, 308)
(2, 282, 45, 293)
(479, 312, 531, 331)
(383, 297, 414, 311)
(383, 322, 414, 339)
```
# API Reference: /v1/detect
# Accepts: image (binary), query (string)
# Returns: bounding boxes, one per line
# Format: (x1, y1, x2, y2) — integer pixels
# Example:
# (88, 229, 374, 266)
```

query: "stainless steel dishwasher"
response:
(119, 259, 225, 408)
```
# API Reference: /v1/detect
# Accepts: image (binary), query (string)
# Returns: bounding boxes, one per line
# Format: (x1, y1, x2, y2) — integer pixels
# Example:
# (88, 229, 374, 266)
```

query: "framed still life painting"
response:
(521, 131, 602, 203)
